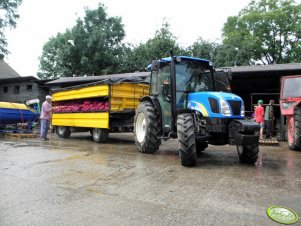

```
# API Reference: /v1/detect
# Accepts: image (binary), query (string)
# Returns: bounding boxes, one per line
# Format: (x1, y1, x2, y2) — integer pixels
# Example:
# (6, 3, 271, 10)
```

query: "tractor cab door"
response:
(150, 65, 172, 131)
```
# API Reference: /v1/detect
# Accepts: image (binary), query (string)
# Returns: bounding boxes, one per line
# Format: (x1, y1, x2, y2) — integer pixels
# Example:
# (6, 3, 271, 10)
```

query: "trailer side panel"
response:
(52, 112, 109, 128)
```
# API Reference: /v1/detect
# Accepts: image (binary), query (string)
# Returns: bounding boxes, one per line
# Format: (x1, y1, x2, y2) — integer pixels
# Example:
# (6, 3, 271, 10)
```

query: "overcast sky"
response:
(4, 0, 260, 76)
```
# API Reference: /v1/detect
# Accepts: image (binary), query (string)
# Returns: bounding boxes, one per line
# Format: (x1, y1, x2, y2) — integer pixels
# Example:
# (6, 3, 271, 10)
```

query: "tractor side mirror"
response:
(151, 60, 160, 71)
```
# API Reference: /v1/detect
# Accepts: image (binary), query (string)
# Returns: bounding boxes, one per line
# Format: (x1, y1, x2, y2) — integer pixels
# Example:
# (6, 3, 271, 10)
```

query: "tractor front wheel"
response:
(177, 113, 197, 167)
(287, 108, 301, 151)
(134, 101, 161, 154)
(237, 144, 259, 164)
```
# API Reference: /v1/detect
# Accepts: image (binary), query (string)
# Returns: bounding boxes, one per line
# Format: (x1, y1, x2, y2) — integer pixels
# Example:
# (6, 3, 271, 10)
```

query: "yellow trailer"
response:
(51, 81, 149, 143)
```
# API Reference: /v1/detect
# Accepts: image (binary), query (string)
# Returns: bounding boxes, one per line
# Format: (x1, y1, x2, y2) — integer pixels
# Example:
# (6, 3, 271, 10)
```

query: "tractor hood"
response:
(187, 91, 244, 118)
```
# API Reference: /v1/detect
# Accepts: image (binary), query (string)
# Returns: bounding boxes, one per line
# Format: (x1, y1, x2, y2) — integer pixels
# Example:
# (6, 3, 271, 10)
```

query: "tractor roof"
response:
(147, 56, 210, 70)
(159, 56, 210, 63)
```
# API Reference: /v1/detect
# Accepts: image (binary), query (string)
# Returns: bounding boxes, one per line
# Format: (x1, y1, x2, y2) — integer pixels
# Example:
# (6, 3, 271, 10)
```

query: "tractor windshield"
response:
(175, 61, 214, 92)
(214, 71, 231, 92)
(282, 77, 301, 98)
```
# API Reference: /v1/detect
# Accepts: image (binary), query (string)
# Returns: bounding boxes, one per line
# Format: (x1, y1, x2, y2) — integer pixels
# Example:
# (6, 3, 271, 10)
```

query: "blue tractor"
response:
(134, 56, 260, 166)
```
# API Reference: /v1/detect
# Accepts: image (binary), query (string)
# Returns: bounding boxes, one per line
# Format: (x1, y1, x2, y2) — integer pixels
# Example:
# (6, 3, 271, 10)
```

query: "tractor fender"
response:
(229, 119, 260, 146)
(230, 119, 260, 133)
(140, 96, 161, 113)
(139, 96, 163, 135)
(176, 109, 197, 115)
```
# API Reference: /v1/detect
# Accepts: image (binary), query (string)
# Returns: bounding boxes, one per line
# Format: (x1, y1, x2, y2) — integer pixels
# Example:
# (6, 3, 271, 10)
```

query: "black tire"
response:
(92, 128, 109, 143)
(237, 144, 259, 164)
(288, 108, 301, 151)
(134, 101, 161, 154)
(177, 113, 197, 167)
(56, 126, 71, 138)
(196, 140, 208, 157)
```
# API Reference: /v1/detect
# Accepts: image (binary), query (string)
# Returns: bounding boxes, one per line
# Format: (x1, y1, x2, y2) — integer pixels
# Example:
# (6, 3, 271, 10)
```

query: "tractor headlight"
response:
(241, 103, 245, 117)
(220, 99, 231, 116)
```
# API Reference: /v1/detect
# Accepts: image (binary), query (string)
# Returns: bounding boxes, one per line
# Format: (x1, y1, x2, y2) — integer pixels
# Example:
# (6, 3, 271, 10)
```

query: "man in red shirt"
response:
(255, 100, 264, 140)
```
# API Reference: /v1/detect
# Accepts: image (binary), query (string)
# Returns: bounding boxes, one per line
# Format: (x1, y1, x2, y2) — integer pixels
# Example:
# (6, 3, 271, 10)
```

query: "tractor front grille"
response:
(228, 100, 241, 116)
(209, 98, 219, 113)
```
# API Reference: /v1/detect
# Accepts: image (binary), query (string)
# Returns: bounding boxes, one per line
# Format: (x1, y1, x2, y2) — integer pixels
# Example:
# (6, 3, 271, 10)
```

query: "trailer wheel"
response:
(237, 144, 259, 164)
(195, 140, 208, 157)
(287, 108, 301, 151)
(56, 126, 71, 138)
(177, 113, 197, 167)
(134, 101, 161, 154)
(92, 128, 109, 143)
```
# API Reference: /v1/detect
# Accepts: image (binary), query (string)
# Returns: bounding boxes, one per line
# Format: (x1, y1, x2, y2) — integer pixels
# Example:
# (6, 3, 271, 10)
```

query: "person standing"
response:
(264, 99, 275, 139)
(40, 95, 54, 141)
(255, 100, 265, 140)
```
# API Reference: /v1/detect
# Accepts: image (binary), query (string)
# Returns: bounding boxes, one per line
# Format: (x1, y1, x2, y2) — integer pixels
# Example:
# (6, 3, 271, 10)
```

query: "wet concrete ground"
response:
(0, 132, 301, 226)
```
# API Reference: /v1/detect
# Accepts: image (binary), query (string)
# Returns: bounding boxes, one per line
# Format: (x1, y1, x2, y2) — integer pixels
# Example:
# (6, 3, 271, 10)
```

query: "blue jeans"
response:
(40, 119, 50, 139)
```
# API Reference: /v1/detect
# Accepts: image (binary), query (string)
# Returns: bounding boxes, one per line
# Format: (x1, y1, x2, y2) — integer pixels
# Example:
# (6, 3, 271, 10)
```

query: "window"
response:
(26, 85, 32, 91)
(175, 61, 213, 92)
(150, 71, 159, 95)
(283, 77, 301, 98)
(159, 66, 171, 97)
(14, 85, 20, 94)
(3, 86, 8, 93)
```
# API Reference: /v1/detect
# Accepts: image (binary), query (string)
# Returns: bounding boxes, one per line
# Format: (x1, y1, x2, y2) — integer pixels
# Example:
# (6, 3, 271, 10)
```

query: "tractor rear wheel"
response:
(92, 128, 109, 143)
(237, 144, 259, 164)
(134, 101, 161, 154)
(56, 126, 71, 138)
(177, 113, 197, 167)
(287, 108, 301, 151)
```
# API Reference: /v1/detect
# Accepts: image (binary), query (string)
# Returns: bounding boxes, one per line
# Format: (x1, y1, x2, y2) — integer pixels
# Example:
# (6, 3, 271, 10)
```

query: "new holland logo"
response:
(267, 206, 299, 224)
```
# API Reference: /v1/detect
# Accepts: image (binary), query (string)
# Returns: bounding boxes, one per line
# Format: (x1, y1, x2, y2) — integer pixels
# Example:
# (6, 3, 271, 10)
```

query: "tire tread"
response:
(134, 101, 161, 154)
(177, 113, 197, 167)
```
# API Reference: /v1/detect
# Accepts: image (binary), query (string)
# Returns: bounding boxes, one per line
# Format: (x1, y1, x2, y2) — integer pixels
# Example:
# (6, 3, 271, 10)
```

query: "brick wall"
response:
(0, 81, 49, 104)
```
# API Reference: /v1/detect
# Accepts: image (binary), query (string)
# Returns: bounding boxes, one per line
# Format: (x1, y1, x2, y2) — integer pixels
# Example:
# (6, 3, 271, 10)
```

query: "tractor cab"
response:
(149, 56, 244, 133)
(149, 57, 214, 132)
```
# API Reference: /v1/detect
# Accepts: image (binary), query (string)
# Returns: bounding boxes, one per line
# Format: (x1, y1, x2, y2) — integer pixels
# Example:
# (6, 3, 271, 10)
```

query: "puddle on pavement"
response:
(34, 153, 91, 165)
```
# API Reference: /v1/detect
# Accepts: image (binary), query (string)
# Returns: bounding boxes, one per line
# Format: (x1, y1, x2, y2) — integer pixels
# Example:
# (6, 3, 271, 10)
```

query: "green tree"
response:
(38, 31, 74, 79)
(186, 38, 218, 61)
(221, 0, 301, 66)
(38, 4, 125, 79)
(118, 43, 149, 72)
(145, 22, 182, 59)
(0, 0, 22, 57)
(125, 22, 185, 72)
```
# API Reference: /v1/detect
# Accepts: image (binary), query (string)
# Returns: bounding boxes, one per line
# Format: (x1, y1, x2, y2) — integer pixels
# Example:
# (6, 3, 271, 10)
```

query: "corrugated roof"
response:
(0, 60, 21, 79)
(228, 63, 301, 73)
(46, 72, 150, 85)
